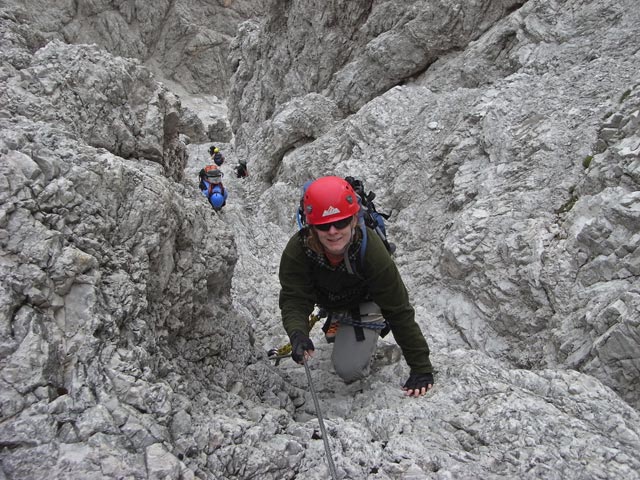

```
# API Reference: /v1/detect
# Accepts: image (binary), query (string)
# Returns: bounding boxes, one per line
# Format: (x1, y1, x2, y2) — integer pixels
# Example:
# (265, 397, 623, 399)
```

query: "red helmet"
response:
(303, 176, 360, 225)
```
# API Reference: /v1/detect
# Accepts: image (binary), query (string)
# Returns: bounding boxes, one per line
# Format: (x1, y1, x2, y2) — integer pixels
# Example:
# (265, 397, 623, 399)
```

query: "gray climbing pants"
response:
(330, 301, 384, 384)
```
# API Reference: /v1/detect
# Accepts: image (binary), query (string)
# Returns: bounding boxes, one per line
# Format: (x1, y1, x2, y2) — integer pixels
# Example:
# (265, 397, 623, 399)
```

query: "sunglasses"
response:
(313, 217, 353, 231)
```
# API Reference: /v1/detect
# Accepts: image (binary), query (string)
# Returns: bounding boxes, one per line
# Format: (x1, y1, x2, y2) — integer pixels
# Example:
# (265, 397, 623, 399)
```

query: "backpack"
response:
(297, 177, 395, 261)
(213, 152, 225, 166)
(343, 176, 395, 256)
(236, 161, 248, 178)
(199, 165, 223, 190)
(200, 164, 219, 181)
(206, 168, 223, 183)
(296, 180, 314, 229)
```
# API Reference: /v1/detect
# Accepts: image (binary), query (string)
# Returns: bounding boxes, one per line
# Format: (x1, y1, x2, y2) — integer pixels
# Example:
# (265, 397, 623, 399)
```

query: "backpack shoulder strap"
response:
(344, 224, 368, 277)
(359, 224, 367, 264)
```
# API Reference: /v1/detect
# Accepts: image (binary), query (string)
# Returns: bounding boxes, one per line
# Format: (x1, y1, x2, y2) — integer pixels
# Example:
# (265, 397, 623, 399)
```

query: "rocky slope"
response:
(1, 1, 639, 479)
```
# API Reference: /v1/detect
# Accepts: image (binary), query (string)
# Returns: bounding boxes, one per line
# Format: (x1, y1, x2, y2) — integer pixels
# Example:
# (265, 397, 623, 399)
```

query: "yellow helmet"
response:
(214, 147, 220, 153)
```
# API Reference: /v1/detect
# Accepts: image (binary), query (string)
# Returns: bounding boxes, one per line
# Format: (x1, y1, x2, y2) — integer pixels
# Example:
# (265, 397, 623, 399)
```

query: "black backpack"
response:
(344, 176, 395, 254)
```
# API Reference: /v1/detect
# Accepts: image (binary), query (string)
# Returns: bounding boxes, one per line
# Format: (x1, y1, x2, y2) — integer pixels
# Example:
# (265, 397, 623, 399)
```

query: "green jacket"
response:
(278, 227, 433, 374)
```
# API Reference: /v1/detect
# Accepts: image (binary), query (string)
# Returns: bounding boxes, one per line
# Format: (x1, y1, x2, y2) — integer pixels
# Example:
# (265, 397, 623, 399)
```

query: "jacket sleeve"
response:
(278, 233, 316, 337)
(363, 230, 433, 374)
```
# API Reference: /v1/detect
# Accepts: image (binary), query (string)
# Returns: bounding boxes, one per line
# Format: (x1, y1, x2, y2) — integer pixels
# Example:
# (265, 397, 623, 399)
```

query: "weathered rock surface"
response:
(1, 0, 270, 96)
(230, 0, 640, 409)
(0, 0, 270, 144)
(1, 0, 640, 479)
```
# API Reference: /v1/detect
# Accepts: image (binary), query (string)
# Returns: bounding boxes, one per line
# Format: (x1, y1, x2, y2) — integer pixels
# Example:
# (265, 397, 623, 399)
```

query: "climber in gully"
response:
(277, 176, 434, 396)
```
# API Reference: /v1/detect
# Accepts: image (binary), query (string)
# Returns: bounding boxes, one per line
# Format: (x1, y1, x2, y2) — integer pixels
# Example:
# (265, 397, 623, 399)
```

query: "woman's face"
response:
(314, 216, 356, 256)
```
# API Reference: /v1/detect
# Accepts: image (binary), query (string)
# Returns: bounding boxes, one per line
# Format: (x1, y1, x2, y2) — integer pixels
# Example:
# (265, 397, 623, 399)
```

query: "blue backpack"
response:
(344, 176, 395, 259)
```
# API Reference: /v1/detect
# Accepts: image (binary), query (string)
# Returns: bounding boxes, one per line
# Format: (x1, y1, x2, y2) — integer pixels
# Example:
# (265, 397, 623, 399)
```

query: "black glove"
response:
(290, 331, 314, 364)
(403, 372, 434, 392)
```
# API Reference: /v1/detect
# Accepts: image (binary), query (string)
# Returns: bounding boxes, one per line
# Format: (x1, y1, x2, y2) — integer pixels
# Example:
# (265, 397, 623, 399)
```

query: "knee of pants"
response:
(333, 358, 369, 384)
(333, 365, 369, 383)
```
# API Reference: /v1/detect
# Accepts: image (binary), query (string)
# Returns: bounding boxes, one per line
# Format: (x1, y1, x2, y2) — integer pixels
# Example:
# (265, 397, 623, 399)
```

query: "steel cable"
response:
(303, 358, 338, 479)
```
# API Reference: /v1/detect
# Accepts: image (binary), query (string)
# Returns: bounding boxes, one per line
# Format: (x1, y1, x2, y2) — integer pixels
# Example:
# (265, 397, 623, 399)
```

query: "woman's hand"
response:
(290, 331, 315, 364)
(403, 372, 434, 397)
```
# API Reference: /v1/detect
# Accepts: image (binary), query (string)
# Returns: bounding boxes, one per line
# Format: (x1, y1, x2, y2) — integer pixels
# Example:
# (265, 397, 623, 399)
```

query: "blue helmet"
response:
(209, 191, 225, 209)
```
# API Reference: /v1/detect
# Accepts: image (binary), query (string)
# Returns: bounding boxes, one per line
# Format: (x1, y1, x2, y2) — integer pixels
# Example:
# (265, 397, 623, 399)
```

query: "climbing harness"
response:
(304, 357, 338, 480)
(326, 314, 386, 331)
(322, 308, 389, 342)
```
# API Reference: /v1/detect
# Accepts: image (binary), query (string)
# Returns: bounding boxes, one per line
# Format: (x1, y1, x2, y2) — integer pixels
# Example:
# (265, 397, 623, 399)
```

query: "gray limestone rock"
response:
(1, 0, 640, 479)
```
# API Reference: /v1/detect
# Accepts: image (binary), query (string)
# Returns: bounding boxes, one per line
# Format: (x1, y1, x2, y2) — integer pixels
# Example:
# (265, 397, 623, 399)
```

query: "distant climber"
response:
(209, 145, 225, 167)
(235, 159, 248, 179)
(199, 165, 228, 211)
